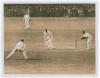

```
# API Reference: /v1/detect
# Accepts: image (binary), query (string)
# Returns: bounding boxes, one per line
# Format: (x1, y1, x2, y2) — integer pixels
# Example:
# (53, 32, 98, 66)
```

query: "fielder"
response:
(6, 39, 30, 59)
(81, 30, 92, 49)
(24, 9, 31, 29)
(44, 29, 53, 49)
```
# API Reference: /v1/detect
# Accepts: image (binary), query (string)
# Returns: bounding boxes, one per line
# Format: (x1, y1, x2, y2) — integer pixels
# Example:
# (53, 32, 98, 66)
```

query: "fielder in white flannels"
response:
(81, 31, 92, 49)
(44, 29, 53, 49)
(6, 39, 30, 59)
(24, 9, 31, 29)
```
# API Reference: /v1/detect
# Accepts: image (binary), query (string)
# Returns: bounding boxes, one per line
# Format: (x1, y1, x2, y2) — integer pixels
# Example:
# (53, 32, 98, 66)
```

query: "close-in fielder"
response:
(44, 29, 53, 49)
(81, 30, 92, 49)
(6, 39, 30, 59)
(24, 9, 31, 29)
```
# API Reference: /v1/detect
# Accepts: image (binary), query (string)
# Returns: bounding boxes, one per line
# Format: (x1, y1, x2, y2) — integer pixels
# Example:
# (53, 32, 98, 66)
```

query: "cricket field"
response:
(4, 17, 96, 74)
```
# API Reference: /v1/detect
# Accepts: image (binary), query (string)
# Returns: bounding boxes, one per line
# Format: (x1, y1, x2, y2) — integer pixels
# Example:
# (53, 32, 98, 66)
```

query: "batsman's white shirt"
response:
(83, 32, 92, 40)
(15, 41, 26, 50)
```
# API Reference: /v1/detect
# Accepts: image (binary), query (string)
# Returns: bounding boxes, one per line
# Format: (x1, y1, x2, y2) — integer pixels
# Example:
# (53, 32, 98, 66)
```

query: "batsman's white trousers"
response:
(45, 39, 53, 49)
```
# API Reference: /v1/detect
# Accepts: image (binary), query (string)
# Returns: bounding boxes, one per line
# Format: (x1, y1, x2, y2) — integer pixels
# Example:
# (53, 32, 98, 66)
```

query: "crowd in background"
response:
(4, 4, 95, 17)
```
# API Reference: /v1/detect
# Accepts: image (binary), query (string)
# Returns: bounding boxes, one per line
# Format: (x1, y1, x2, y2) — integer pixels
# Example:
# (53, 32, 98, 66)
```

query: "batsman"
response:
(44, 29, 54, 49)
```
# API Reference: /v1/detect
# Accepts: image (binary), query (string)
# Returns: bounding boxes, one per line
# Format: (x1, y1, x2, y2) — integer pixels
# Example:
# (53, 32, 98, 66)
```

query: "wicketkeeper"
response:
(81, 30, 92, 49)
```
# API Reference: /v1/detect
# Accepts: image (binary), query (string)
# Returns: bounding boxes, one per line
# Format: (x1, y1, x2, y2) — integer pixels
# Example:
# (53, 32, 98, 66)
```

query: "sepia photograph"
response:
(4, 4, 96, 74)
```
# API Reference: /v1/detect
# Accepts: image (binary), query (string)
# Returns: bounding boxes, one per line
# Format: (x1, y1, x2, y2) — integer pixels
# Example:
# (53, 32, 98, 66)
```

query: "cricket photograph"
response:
(4, 4, 96, 74)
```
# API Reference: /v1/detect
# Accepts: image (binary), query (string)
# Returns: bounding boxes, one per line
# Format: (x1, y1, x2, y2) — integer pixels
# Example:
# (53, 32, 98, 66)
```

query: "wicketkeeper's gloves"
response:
(81, 37, 86, 40)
